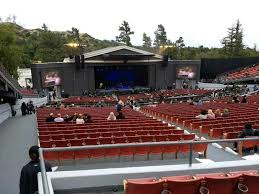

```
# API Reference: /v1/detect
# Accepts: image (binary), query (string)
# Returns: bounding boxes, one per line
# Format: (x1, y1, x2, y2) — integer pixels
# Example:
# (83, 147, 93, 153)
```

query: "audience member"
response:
(54, 114, 64, 122)
(116, 100, 124, 112)
(107, 112, 116, 121)
(239, 123, 255, 138)
(235, 123, 257, 152)
(46, 113, 55, 122)
(232, 96, 239, 103)
(116, 111, 125, 119)
(76, 114, 85, 124)
(64, 114, 73, 122)
(72, 113, 78, 122)
(241, 95, 247, 103)
(195, 110, 208, 119)
(222, 109, 229, 117)
(207, 109, 215, 119)
(85, 115, 93, 123)
(215, 109, 222, 117)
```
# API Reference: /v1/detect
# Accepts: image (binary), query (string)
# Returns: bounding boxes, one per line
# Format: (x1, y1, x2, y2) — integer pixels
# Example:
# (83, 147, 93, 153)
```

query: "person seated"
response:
(254, 129, 259, 136)
(46, 113, 55, 122)
(232, 96, 239, 103)
(235, 123, 257, 152)
(64, 114, 73, 122)
(214, 109, 222, 117)
(76, 114, 85, 124)
(207, 109, 215, 119)
(72, 113, 78, 122)
(239, 123, 255, 138)
(85, 115, 93, 123)
(241, 95, 247, 103)
(107, 112, 116, 121)
(54, 114, 64, 122)
(116, 111, 125, 119)
(222, 109, 229, 117)
(195, 110, 207, 119)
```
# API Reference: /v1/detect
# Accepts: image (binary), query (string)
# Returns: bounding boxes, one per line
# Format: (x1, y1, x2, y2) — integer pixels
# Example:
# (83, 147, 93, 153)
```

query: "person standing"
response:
(21, 102, 27, 116)
(20, 145, 52, 194)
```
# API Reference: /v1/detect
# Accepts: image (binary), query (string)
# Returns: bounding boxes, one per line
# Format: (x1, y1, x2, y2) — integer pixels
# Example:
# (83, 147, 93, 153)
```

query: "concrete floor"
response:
(0, 113, 37, 194)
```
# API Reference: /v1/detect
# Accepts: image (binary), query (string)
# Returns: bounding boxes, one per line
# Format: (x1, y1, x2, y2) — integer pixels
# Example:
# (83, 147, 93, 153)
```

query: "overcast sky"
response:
(1, 0, 258, 48)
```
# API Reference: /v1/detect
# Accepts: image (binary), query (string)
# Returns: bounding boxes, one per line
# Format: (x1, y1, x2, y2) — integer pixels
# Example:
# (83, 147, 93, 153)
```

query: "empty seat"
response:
(124, 178, 164, 194)
(162, 175, 202, 194)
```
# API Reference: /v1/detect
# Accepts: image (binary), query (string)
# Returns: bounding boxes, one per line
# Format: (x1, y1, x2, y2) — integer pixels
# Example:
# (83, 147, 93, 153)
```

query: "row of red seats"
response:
(39, 131, 189, 142)
(124, 170, 259, 194)
(39, 129, 183, 138)
(41, 135, 207, 161)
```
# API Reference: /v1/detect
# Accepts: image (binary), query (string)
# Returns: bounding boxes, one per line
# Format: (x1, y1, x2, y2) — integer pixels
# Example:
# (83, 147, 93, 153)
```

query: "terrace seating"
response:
(225, 64, 259, 82)
(124, 170, 259, 194)
(141, 101, 259, 141)
(37, 107, 207, 161)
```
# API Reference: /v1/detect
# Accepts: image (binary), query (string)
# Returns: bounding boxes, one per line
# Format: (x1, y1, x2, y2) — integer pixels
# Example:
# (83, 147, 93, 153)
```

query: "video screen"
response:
(43, 71, 61, 87)
(176, 65, 197, 79)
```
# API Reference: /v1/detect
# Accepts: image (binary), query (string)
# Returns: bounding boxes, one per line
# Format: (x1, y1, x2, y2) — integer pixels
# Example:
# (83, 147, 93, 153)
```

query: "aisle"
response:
(0, 114, 37, 194)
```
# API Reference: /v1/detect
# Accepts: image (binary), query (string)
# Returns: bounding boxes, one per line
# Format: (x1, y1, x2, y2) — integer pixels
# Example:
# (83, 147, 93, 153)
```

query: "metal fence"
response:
(39, 137, 259, 194)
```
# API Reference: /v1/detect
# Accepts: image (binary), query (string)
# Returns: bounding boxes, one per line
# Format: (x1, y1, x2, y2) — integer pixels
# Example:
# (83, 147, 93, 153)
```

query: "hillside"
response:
(0, 22, 121, 64)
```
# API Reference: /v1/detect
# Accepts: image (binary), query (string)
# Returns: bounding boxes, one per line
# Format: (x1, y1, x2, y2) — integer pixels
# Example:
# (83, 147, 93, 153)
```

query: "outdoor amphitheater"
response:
(2, 1, 259, 194)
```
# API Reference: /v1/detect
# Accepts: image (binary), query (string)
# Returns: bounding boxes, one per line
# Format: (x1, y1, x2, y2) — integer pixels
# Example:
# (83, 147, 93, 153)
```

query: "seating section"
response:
(37, 107, 206, 161)
(124, 170, 259, 194)
(119, 89, 211, 102)
(225, 64, 259, 81)
(141, 101, 259, 141)
(62, 96, 116, 104)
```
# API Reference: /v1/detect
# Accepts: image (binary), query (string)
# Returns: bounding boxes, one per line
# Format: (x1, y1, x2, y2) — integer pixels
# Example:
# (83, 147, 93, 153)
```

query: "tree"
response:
(0, 24, 23, 78)
(42, 23, 48, 32)
(142, 33, 152, 48)
(34, 30, 66, 62)
(221, 19, 244, 56)
(153, 24, 167, 47)
(116, 21, 134, 46)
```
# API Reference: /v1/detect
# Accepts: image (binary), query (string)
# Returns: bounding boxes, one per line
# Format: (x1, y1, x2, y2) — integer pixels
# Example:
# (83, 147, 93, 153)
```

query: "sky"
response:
(1, 0, 259, 48)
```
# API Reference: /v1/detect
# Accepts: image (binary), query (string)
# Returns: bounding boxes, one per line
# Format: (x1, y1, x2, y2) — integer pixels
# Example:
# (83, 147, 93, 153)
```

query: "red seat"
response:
(99, 137, 113, 144)
(196, 173, 239, 194)
(162, 175, 202, 194)
(241, 173, 259, 194)
(70, 139, 88, 159)
(127, 136, 140, 143)
(124, 178, 164, 194)
(40, 141, 58, 161)
(140, 135, 154, 142)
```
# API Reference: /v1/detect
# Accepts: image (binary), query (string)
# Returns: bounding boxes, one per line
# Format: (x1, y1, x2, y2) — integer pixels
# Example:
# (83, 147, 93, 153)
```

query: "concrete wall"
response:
(0, 103, 12, 124)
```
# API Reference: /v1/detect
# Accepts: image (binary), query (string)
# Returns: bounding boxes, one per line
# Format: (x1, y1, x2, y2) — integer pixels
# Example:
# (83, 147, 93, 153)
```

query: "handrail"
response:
(39, 137, 259, 194)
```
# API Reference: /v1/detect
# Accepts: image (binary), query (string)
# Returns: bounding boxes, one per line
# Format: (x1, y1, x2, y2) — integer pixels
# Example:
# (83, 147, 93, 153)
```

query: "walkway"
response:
(0, 113, 37, 194)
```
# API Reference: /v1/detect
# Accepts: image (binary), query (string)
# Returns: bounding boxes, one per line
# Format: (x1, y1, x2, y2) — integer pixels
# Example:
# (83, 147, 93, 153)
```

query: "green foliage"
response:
(153, 24, 167, 47)
(221, 19, 244, 57)
(142, 33, 152, 48)
(116, 21, 134, 46)
(0, 23, 23, 78)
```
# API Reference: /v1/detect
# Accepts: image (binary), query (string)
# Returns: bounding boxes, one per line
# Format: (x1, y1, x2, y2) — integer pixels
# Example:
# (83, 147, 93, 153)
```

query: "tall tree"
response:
(41, 23, 48, 32)
(0, 24, 23, 78)
(116, 21, 134, 46)
(153, 24, 167, 47)
(221, 19, 244, 56)
(142, 32, 152, 48)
